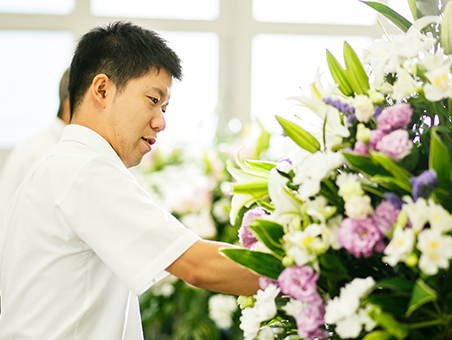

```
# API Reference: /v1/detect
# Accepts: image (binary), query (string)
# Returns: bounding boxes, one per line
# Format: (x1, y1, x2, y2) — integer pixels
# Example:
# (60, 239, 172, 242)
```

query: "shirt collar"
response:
(60, 124, 124, 166)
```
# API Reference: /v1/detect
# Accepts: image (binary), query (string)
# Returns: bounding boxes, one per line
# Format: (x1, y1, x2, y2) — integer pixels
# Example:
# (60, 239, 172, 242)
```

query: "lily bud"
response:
(441, 1, 452, 55)
(344, 41, 370, 95)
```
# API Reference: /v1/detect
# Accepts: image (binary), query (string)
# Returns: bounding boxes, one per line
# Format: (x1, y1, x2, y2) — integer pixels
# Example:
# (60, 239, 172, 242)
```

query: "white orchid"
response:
(427, 200, 452, 233)
(283, 223, 325, 266)
(401, 196, 430, 232)
(417, 229, 452, 275)
(383, 226, 415, 266)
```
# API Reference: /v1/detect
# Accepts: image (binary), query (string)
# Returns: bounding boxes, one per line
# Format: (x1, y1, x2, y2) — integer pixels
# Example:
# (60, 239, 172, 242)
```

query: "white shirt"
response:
(0, 124, 200, 340)
(0, 118, 66, 223)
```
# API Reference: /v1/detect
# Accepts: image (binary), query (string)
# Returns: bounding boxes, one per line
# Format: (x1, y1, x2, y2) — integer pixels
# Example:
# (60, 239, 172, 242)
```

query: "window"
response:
(0, 0, 74, 15)
(0, 30, 74, 148)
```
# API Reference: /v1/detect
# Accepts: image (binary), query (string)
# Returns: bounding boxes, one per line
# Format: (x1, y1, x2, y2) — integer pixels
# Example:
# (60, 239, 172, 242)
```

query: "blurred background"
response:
(0, 0, 411, 170)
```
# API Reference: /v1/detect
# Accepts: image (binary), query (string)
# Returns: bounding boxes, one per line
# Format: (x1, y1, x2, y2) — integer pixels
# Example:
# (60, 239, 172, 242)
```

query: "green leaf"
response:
(344, 41, 370, 95)
(362, 330, 396, 340)
(219, 248, 285, 281)
(371, 175, 412, 195)
(326, 49, 354, 96)
(342, 152, 392, 177)
(429, 127, 452, 188)
(365, 295, 410, 316)
(374, 278, 414, 294)
(361, 1, 413, 32)
(370, 152, 413, 184)
(406, 279, 438, 317)
(368, 308, 409, 339)
(431, 188, 452, 212)
(245, 160, 277, 172)
(276, 116, 320, 153)
(249, 219, 285, 257)
(318, 252, 350, 281)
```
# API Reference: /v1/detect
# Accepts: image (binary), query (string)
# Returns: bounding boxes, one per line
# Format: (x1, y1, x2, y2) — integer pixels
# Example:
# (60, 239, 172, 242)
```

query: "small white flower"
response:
(208, 295, 238, 330)
(240, 308, 261, 340)
(417, 229, 452, 275)
(353, 95, 375, 123)
(281, 298, 306, 317)
(323, 215, 343, 250)
(344, 195, 373, 220)
(427, 200, 452, 233)
(325, 277, 376, 338)
(284, 224, 323, 265)
(304, 196, 335, 223)
(253, 285, 280, 321)
(392, 67, 419, 102)
(336, 173, 364, 202)
(258, 326, 275, 340)
(402, 196, 429, 232)
(383, 226, 415, 266)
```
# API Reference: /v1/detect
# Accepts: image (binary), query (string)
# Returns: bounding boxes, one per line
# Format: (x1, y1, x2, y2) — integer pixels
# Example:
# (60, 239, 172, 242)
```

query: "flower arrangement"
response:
(222, 1, 452, 339)
(135, 124, 272, 339)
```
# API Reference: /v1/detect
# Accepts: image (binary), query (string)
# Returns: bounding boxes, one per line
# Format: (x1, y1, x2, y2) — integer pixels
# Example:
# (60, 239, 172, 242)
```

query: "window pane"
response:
(0, 30, 74, 148)
(0, 0, 74, 15)
(253, 0, 377, 25)
(91, 0, 219, 20)
(150, 31, 219, 155)
(251, 34, 373, 134)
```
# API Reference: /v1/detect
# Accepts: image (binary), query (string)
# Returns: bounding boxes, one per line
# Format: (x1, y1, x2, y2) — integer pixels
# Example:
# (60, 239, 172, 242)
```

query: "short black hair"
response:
(68, 21, 182, 118)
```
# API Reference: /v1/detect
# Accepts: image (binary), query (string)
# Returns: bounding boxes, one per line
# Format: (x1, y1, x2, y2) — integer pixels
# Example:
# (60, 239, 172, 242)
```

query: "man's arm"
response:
(166, 240, 260, 296)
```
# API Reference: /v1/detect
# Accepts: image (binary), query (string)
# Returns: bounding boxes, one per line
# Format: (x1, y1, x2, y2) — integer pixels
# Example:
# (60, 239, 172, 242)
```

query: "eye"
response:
(150, 97, 158, 104)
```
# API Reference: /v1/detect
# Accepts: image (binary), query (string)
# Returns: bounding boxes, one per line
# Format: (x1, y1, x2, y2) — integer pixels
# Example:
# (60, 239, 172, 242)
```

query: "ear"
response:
(91, 74, 113, 109)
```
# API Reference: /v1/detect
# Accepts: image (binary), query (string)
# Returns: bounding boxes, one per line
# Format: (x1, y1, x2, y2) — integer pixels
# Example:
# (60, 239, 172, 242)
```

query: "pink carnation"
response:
(295, 304, 328, 340)
(259, 277, 278, 290)
(353, 140, 369, 156)
(373, 200, 400, 235)
(377, 104, 413, 133)
(238, 207, 267, 249)
(338, 217, 381, 258)
(278, 265, 320, 303)
(368, 129, 386, 151)
(376, 129, 413, 161)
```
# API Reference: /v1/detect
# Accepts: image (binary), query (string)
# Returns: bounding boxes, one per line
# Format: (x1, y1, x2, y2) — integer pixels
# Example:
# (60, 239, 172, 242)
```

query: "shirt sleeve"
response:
(55, 156, 201, 296)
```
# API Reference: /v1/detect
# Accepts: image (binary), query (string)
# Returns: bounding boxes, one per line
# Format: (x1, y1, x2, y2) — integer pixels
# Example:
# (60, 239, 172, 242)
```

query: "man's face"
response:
(107, 69, 172, 168)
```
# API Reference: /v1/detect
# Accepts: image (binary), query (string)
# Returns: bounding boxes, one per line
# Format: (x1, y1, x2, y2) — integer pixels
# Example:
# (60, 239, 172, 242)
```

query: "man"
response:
(0, 22, 259, 339)
(0, 67, 70, 222)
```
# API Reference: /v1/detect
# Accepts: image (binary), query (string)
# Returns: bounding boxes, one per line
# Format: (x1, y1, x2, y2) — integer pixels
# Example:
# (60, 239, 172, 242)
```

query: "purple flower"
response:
(409, 169, 438, 201)
(238, 207, 267, 250)
(259, 277, 278, 290)
(384, 192, 405, 210)
(278, 265, 320, 303)
(377, 104, 413, 132)
(368, 129, 386, 151)
(338, 218, 381, 258)
(373, 200, 400, 235)
(376, 129, 413, 161)
(353, 140, 369, 156)
(295, 304, 328, 340)
(373, 106, 383, 119)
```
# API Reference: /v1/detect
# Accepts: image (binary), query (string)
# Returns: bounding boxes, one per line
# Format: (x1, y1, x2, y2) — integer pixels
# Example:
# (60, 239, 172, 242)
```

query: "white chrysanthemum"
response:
(427, 200, 452, 233)
(383, 226, 415, 266)
(281, 298, 306, 317)
(402, 196, 429, 232)
(417, 229, 452, 275)
(325, 277, 376, 338)
(344, 195, 373, 220)
(208, 295, 238, 330)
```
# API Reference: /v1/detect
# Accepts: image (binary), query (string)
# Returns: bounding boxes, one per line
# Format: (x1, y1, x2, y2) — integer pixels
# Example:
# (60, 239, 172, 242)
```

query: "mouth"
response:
(141, 137, 156, 149)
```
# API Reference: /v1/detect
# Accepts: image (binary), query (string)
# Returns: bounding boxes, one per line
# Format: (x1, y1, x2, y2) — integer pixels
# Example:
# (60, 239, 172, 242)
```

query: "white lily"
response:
(424, 62, 452, 101)
(417, 229, 452, 275)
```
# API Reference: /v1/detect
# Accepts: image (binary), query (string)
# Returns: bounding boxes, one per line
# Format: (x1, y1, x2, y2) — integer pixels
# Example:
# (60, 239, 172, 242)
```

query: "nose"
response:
(151, 110, 166, 132)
